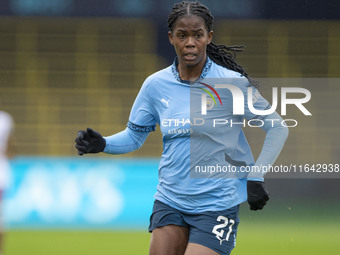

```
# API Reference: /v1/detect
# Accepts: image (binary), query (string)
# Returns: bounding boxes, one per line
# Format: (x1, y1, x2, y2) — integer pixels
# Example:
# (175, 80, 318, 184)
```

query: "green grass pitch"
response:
(4, 204, 340, 254)
(5, 222, 339, 255)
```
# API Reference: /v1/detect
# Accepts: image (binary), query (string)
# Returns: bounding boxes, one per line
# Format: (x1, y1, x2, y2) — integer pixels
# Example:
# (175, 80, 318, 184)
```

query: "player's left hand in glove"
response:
(247, 181, 269, 211)
(75, 128, 106, 156)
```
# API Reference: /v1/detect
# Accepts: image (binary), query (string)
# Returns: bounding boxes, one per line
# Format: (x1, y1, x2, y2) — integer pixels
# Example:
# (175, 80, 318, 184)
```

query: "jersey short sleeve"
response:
(128, 78, 157, 132)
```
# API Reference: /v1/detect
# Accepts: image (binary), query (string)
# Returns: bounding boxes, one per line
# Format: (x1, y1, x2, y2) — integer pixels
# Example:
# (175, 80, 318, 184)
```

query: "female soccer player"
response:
(75, 2, 288, 254)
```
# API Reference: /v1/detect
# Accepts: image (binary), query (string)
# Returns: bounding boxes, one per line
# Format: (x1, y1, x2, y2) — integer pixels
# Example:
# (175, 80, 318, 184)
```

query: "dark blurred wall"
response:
(2, 0, 339, 65)
(1, 0, 339, 19)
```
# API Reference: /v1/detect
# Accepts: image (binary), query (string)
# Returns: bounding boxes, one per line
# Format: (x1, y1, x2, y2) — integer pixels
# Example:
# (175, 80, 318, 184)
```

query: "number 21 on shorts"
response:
(212, 216, 235, 245)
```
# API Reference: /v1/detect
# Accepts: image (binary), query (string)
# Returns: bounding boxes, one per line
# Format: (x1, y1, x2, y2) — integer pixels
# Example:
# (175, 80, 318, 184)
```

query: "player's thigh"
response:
(185, 243, 220, 255)
(149, 224, 189, 255)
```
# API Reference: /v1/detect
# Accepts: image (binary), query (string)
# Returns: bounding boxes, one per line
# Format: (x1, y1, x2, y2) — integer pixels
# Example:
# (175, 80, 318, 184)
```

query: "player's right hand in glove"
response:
(75, 128, 106, 156)
(247, 181, 269, 211)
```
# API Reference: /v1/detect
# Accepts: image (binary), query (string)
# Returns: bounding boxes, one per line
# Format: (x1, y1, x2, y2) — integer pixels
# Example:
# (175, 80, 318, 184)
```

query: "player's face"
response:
(169, 15, 213, 69)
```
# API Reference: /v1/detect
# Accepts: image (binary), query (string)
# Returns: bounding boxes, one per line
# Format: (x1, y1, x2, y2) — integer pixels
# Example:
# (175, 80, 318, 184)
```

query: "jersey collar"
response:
(171, 56, 212, 84)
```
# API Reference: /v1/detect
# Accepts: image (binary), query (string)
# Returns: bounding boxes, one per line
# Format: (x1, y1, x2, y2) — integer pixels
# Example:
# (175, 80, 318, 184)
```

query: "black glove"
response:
(247, 181, 269, 211)
(75, 128, 106, 156)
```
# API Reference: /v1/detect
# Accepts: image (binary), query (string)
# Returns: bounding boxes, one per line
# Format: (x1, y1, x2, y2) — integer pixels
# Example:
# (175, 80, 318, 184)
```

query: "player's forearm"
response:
(248, 112, 289, 180)
(103, 127, 149, 154)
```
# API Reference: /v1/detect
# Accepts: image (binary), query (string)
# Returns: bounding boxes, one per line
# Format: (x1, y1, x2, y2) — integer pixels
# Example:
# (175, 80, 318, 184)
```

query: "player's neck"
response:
(177, 58, 206, 82)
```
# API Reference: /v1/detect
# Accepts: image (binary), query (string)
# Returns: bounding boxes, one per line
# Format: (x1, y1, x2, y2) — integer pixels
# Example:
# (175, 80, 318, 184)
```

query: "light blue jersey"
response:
(104, 57, 288, 213)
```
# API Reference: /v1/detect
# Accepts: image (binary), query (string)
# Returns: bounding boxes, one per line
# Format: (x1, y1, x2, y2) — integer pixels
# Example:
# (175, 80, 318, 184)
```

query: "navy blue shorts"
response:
(149, 200, 240, 255)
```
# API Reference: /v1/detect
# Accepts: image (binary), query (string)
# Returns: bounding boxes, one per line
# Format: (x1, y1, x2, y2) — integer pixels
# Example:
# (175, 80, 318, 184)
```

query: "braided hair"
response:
(168, 1, 258, 87)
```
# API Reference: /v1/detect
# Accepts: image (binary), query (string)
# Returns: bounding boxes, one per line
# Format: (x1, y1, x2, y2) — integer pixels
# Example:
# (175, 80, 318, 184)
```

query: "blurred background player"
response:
(0, 102, 15, 255)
